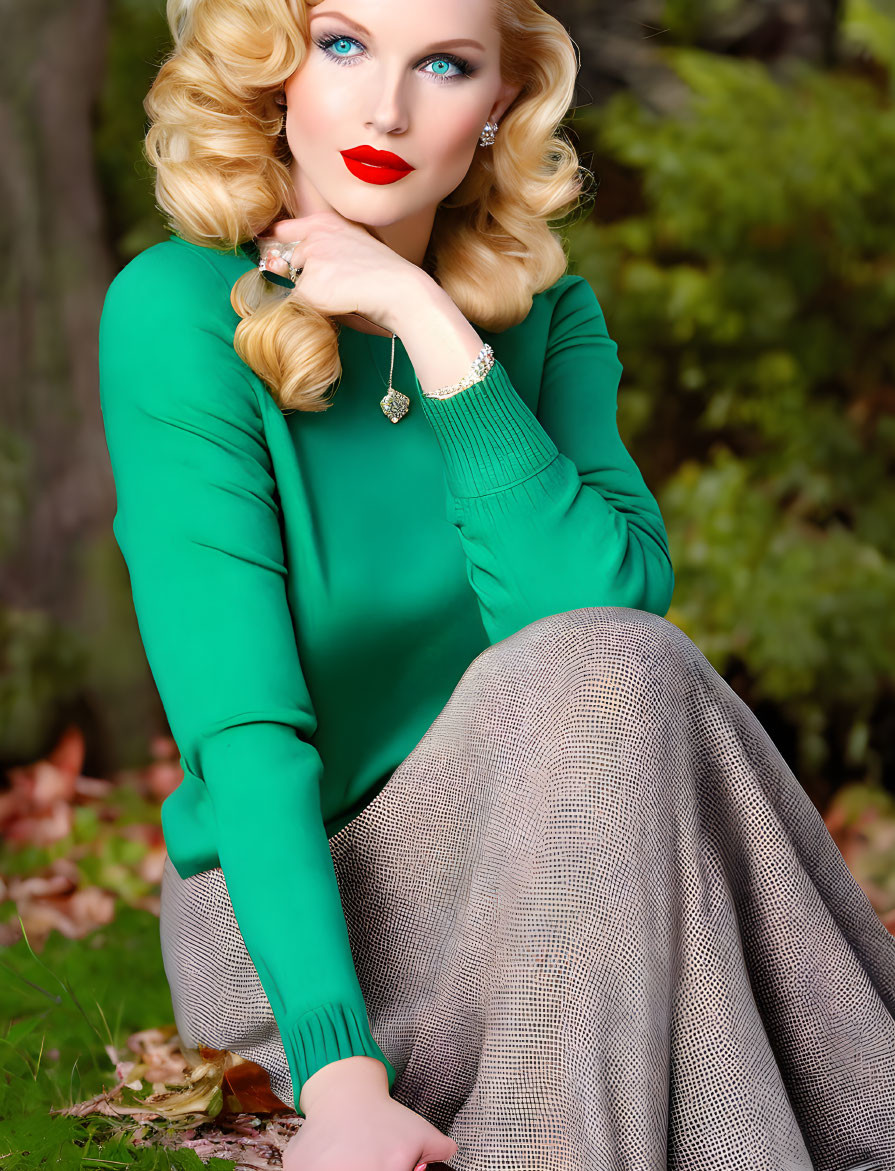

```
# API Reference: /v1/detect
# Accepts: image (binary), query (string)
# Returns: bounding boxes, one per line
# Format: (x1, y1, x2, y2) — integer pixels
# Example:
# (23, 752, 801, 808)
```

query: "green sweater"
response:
(98, 233, 674, 1113)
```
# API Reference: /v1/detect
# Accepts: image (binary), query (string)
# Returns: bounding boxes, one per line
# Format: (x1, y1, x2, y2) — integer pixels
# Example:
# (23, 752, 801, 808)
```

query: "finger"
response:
(269, 213, 321, 239)
(280, 240, 304, 266)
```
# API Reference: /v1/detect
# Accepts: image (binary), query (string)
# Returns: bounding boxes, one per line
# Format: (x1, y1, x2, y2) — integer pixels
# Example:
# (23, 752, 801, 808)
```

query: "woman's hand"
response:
(282, 1085, 459, 1171)
(258, 210, 426, 333)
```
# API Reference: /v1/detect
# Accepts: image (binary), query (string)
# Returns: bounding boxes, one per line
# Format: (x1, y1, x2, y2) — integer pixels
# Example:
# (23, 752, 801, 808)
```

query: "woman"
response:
(98, 0, 895, 1167)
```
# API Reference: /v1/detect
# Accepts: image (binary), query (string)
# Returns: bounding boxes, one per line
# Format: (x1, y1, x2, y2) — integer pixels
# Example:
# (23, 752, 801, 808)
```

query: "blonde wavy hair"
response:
(145, 0, 591, 412)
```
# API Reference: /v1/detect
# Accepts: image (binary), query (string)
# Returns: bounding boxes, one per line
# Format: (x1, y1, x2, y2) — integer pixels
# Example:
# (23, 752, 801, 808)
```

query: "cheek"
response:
(284, 69, 351, 139)
(435, 109, 488, 163)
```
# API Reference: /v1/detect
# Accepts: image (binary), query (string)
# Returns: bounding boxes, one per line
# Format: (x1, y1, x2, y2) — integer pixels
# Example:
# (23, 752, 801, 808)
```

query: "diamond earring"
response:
(478, 120, 498, 147)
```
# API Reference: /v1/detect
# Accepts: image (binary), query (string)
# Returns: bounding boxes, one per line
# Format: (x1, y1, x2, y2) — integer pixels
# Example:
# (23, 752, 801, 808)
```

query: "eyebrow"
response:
(309, 11, 486, 52)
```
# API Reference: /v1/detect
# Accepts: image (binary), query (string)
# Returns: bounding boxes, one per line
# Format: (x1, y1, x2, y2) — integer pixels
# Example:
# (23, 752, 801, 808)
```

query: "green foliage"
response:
(844, 0, 895, 84)
(567, 1, 895, 783)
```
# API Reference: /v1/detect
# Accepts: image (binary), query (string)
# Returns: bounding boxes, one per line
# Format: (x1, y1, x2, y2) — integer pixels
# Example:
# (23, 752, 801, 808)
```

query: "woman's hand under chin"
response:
(258, 209, 428, 334)
(259, 208, 487, 396)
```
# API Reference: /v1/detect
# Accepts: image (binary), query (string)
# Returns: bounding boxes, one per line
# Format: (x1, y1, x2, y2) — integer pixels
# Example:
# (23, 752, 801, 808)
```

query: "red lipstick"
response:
(340, 144, 415, 185)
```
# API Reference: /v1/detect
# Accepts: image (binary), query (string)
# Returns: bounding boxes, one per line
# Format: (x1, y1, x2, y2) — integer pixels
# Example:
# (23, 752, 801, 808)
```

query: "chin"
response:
(325, 191, 416, 228)
(338, 203, 401, 226)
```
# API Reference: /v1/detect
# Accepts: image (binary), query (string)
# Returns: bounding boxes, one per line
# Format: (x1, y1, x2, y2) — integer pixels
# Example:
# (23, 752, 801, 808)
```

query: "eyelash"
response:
(313, 33, 474, 83)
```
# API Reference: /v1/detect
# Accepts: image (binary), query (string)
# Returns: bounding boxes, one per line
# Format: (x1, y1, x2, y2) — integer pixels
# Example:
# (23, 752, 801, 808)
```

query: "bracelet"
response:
(421, 343, 495, 400)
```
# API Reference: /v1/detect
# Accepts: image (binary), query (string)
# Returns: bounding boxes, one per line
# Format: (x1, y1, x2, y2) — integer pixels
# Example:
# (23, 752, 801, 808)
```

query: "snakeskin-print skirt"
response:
(159, 606, 895, 1170)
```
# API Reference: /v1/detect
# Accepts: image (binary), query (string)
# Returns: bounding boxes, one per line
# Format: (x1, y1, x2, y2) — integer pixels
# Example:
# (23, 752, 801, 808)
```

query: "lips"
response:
(340, 144, 414, 186)
(343, 145, 413, 169)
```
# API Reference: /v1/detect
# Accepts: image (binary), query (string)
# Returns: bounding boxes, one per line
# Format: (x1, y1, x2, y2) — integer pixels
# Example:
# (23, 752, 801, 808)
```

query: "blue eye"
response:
(423, 58, 463, 80)
(319, 35, 360, 59)
(313, 33, 473, 83)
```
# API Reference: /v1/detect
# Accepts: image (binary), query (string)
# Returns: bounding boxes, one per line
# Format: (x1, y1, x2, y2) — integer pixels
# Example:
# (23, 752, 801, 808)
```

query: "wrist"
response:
(378, 265, 443, 335)
(298, 1054, 390, 1115)
(381, 273, 487, 397)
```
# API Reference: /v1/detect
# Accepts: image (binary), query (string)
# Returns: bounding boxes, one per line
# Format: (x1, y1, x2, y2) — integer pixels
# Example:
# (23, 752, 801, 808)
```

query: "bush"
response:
(566, 0, 895, 789)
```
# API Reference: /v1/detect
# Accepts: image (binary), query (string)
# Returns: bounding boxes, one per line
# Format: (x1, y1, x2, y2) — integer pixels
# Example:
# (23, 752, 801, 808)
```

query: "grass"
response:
(0, 905, 237, 1170)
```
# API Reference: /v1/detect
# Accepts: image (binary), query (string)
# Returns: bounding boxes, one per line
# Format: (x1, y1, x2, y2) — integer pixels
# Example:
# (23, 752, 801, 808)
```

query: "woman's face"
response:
(283, 0, 520, 244)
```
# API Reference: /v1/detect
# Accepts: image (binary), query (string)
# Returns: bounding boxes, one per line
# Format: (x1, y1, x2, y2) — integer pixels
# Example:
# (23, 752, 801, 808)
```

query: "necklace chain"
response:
(362, 330, 411, 423)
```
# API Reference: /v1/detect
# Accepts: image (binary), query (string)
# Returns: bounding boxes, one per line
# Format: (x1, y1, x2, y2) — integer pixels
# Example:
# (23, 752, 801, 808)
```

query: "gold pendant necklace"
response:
(364, 330, 411, 423)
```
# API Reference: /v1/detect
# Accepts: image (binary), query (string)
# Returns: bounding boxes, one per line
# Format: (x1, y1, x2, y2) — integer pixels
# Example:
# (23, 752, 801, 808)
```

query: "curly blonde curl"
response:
(145, 0, 592, 412)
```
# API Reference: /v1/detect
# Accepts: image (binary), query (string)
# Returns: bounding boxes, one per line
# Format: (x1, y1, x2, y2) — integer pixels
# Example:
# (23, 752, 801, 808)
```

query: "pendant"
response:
(380, 387, 411, 423)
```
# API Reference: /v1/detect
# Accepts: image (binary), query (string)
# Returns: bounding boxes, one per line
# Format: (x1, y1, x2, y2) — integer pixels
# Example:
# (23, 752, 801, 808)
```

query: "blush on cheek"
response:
(442, 126, 484, 169)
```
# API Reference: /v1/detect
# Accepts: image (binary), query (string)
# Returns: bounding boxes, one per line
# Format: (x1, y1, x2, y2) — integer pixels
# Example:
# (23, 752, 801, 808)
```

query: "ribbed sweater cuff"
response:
(414, 359, 559, 499)
(282, 1000, 397, 1118)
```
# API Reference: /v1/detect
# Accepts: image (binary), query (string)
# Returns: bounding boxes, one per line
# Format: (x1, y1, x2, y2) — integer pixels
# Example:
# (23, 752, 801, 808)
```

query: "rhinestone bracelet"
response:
(421, 343, 495, 400)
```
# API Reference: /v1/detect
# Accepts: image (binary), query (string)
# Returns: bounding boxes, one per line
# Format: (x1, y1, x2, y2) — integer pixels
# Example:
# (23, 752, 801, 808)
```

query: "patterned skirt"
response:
(159, 606, 895, 1170)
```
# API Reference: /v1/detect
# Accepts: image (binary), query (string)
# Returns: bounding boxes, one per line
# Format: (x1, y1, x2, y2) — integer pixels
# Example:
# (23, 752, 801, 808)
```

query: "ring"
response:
(257, 237, 304, 288)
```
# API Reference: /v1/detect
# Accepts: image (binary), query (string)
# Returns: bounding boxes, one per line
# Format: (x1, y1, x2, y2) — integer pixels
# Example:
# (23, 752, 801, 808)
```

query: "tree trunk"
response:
(0, 0, 114, 621)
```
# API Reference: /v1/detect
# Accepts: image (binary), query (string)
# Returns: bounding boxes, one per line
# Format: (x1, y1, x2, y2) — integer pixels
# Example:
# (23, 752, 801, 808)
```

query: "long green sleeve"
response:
(98, 241, 396, 1114)
(412, 275, 674, 645)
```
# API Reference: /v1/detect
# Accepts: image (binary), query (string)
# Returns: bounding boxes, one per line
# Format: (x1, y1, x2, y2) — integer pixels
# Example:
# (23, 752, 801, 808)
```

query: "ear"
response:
(489, 78, 525, 125)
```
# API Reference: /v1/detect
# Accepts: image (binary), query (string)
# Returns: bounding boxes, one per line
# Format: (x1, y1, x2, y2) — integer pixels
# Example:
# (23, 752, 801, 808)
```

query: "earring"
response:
(478, 120, 498, 147)
(274, 89, 287, 107)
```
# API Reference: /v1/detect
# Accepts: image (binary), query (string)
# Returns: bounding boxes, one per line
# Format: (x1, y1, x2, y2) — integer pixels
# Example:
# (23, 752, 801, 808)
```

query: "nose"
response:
(364, 65, 410, 138)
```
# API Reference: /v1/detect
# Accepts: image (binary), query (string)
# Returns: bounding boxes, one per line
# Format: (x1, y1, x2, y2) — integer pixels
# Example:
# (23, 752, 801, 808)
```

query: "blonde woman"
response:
(98, 0, 895, 1167)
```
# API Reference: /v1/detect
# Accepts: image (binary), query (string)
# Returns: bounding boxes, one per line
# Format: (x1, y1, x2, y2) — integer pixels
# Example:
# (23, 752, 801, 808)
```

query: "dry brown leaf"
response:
(0, 881, 117, 946)
(145, 759, 185, 803)
(137, 843, 168, 885)
(0, 724, 179, 946)
(4, 802, 74, 847)
(55, 1022, 297, 1164)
